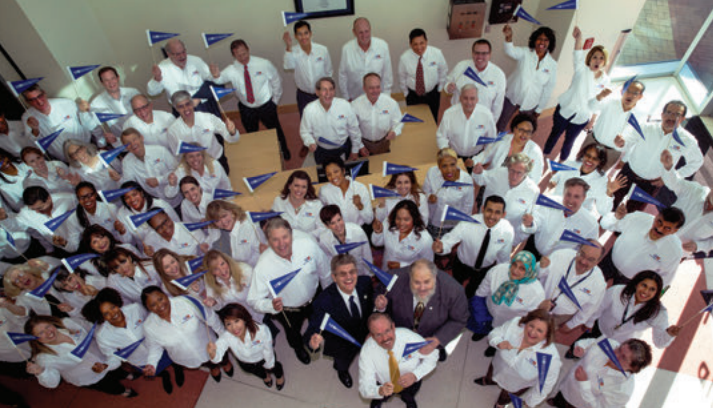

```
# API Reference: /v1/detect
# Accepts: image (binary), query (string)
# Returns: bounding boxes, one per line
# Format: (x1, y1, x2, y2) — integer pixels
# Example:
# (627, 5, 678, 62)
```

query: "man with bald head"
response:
(122, 94, 175, 150)
(339, 17, 393, 101)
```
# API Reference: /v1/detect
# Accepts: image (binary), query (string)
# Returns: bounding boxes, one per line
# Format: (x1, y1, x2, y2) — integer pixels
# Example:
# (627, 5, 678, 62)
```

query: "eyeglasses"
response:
(663, 110, 684, 118)
(132, 103, 151, 113)
(78, 192, 96, 201)
(514, 126, 534, 135)
(25, 92, 46, 103)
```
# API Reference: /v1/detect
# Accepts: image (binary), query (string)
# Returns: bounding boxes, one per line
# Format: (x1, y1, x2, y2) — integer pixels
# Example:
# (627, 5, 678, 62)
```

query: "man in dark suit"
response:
(304, 254, 387, 388)
(383, 259, 469, 362)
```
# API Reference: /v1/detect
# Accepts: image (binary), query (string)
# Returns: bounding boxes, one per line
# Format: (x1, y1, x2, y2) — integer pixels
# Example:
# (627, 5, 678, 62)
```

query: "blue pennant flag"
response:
(442, 180, 472, 188)
(210, 85, 236, 101)
(172, 270, 208, 291)
(369, 185, 402, 200)
(98, 186, 135, 202)
(536, 352, 552, 393)
(3, 228, 16, 249)
(182, 295, 207, 320)
(401, 113, 424, 123)
(186, 255, 206, 273)
(244, 171, 277, 193)
(628, 114, 645, 140)
(535, 194, 572, 213)
(509, 393, 523, 408)
(8, 77, 43, 96)
(213, 189, 241, 200)
(464, 66, 488, 87)
(27, 268, 59, 299)
(558, 277, 583, 310)
(621, 75, 638, 95)
(69, 323, 97, 362)
(248, 211, 282, 223)
(128, 208, 163, 230)
(335, 241, 368, 254)
(597, 338, 627, 377)
(702, 290, 713, 308)
(320, 313, 362, 347)
(268, 269, 301, 297)
(183, 220, 214, 231)
(99, 144, 128, 168)
(61, 253, 100, 273)
(363, 259, 398, 291)
(202, 32, 234, 48)
(383, 162, 418, 177)
(35, 128, 64, 153)
(672, 128, 685, 147)
(350, 160, 366, 180)
(282, 11, 311, 26)
(113, 338, 145, 361)
(402, 340, 433, 358)
(476, 136, 501, 146)
(67, 65, 100, 81)
(513, 4, 542, 25)
(44, 210, 74, 232)
(147, 30, 179, 46)
(95, 112, 126, 124)
(177, 141, 207, 155)
(318, 137, 342, 147)
(559, 230, 598, 248)
(549, 160, 578, 172)
(6, 331, 38, 346)
(628, 185, 665, 209)
(547, 0, 578, 10)
(441, 205, 479, 224)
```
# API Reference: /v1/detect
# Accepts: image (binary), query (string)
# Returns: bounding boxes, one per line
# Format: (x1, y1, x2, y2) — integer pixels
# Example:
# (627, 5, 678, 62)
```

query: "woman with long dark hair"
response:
(372, 200, 433, 269)
(374, 170, 429, 223)
(272, 170, 324, 237)
(104, 247, 161, 304)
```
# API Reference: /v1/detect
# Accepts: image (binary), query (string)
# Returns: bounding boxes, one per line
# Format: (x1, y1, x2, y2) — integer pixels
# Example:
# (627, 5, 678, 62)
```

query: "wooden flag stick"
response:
(679, 305, 712, 328)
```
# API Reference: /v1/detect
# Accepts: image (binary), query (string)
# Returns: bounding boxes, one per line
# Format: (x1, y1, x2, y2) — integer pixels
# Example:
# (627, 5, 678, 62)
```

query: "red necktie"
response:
(244, 65, 255, 104)
(415, 57, 425, 96)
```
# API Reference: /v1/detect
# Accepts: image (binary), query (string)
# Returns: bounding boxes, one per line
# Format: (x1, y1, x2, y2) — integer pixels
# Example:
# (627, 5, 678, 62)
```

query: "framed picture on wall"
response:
(294, 0, 355, 19)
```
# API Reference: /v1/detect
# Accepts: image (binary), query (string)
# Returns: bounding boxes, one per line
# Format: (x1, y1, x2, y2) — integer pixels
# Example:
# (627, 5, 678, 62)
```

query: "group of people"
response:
(0, 12, 709, 408)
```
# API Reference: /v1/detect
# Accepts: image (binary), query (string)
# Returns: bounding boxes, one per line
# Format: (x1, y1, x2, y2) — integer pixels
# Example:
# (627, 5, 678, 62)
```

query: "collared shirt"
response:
(662, 169, 713, 252)
(300, 98, 363, 153)
(600, 211, 682, 286)
(550, 161, 614, 217)
(16, 193, 77, 250)
(557, 50, 610, 124)
(248, 234, 330, 314)
(116, 198, 180, 244)
(75, 159, 120, 192)
(22, 161, 75, 195)
(283, 42, 333, 93)
(339, 37, 393, 100)
(358, 327, 438, 399)
(96, 303, 149, 367)
(180, 191, 212, 224)
(623, 122, 703, 179)
(374, 193, 429, 223)
(223, 218, 261, 267)
(440, 214, 513, 267)
(147, 55, 213, 104)
(488, 317, 562, 407)
(371, 221, 434, 269)
(123, 110, 176, 150)
(168, 111, 240, 160)
(351, 93, 403, 142)
(211, 322, 275, 367)
(538, 248, 607, 329)
(143, 223, 206, 257)
(271, 196, 324, 238)
(473, 167, 540, 231)
(521, 197, 599, 256)
(22, 98, 96, 161)
(107, 263, 162, 304)
(398, 46, 448, 95)
(216, 56, 282, 108)
(422, 165, 475, 227)
(318, 222, 373, 276)
(65, 201, 128, 252)
(0, 120, 32, 154)
(319, 178, 374, 225)
(473, 133, 544, 183)
(446, 60, 507, 121)
(121, 145, 180, 206)
(164, 158, 231, 199)
(503, 43, 558, 113)
(590, 98, 643, 148)
(436, 104, 497, 158)
(476, 263, 545, 327)
(205, 263, 263, 321)
(337, 285, 362, 316)
(89, 87, 141, 143)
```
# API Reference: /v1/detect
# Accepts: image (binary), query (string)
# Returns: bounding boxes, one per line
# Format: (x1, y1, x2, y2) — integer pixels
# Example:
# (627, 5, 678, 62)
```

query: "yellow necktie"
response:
(388, 350, 403, 393)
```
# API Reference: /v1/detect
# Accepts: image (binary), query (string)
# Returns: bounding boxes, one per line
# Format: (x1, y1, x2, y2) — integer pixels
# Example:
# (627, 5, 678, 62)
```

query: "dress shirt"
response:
(473, 167, 540, 231)
(557, 50, 610, 124)
(600, 211, 682, 286)
(371, 222, 434, 269)
(22, 161, 74, 195)
(351, 93, 403, 142)
(247, 234, 330, 314)
(96, 303, 149, 367)
(116, 198, 179, 244)
(503, 43, 558, 113)
(147, 55, 213, 104)
(662, 169, 713, 252)
(521, 198, 598, 255)
(226, 218, 262, 267)
(165, 158, 231, 199)
(122, 145, 180, 206)
(358, 327, 438, 399)
(65, 201, 129, 249)
(538, 248, 607, 329)
(179, 191, 211, 223)
(271, 197, 324, 238)
(16, 193, 77, 251)
(144, 296, 224, 368)
(318, 179, 373, 225)
(21, 98, 97, 161)
(422, 165, 475, 227)
(318, 222, 373, 276)
(622, 122, 702, 179)
(0, 163, 31, 212)
(0, 120, 32, 154)
(339, 37, 393, 100)
(337, 285, 363, 317)
(75, 159, 120, 191)
(398, 46, 448, 95)
(143, 223, 206, 257)
(590, 98, 643, 148)
(436, 104, 497, 158)
(211, 322, 275, 367)
(374, 193, 429, 223)
(205, 263, 263, 321)
(300, 98, 363, 153)
(216, 56, 282, 107)
(168, 112, 240, 160)
(107, 263, 162, 304)
(440, 215, 513, 268)
(446, 60, 507, 121)
(550, 161, 614, 216)
(284, 42, 333, 93)
(89, 87, 141, 144)
(123, 110, 175, 150)
(476, 263, 545, 327)
(586, 285, 674, 348)
(488, 317, 561, 407)
(473, 133, 544, 183)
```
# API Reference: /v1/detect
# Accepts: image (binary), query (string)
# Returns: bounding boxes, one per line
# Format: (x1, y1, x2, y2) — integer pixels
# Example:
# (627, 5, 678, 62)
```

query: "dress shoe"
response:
(438, 347, 447, 362)
(174, 365, 185, 387)
(211, 368, 222, 383)
(369, 400, 383, 408)
(160, 371, 173, 394)
(337, 370, 353, 388)
(484, 346, 496, 357)
(276, 376, 285, 391)
(299, 145, 309, 158)
(283, 149, 292, 161)
(471, 332, 487, 342)
(263, 377, 273, 388)
(405, 403, 418, 408)
(223, 363, 234, 377)
(295, 348, 311, 365)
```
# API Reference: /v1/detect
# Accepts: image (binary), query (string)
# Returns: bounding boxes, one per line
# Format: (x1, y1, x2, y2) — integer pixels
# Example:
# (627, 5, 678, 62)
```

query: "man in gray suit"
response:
(380, 259, 469, 362)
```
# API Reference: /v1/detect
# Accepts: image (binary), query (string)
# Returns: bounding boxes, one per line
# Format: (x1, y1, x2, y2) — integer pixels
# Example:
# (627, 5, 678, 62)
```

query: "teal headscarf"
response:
(491, 251, 538, 307)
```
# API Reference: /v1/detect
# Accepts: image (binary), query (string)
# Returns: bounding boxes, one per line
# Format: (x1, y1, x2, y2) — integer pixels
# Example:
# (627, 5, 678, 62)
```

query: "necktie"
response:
(415, 57, 425, 96)
(474, 228, 491, 270)
(244, 65, 255, 104)
(388, 350, 403, 393)
(413, 301, 425, 330)
(349, 295, 360, 320)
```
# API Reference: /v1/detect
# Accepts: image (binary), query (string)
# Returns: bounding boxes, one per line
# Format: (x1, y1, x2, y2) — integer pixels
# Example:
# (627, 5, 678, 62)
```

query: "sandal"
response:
(264, 377, 273, 388)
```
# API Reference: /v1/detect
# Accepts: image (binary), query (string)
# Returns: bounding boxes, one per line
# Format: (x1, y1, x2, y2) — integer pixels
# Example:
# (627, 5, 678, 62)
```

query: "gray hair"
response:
(265, 217, 292, 239)
(506, 152, 534, 173)
(460, 83, 478, 94)
(170, 90, 192, 106)
(409, 259, 437, 279)
(63, 139, 98, 168)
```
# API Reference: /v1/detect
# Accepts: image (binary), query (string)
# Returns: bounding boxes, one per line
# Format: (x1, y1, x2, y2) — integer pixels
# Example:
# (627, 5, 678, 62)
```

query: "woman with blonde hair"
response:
(205, 200, 262, 266)
(165, 147, 231, 199)
(202, 250, 262, 321)
(3, 261, 72, 318)
(153, 248, 206, 298)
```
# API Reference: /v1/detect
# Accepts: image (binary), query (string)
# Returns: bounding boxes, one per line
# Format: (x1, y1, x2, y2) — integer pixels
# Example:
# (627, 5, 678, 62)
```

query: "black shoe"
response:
(295, 348, 311, 365)
(211, 370, 222, 383)
(484, 346, 496, 357)
(263, 377, 273, 388)
(471, 332, 487, 342)
(473, 376, 492, 386)
(283, 149, 292, 161)
(276, 376, 285, 391)
(174, 365, 185, 387)
(223, 363, 234, 377)
(337, 370, 353, 388)
(370, 400, 383, 408)
(405, 403, 418, 408)
(160, 371, 173, 394)
(438, 347, 447, 362)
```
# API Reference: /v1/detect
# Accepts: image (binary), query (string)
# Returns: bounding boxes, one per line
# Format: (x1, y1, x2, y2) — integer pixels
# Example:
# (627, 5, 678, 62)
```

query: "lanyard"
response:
(614, 298, 637, 330)
(552, 258, 594, 304)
